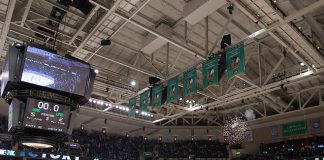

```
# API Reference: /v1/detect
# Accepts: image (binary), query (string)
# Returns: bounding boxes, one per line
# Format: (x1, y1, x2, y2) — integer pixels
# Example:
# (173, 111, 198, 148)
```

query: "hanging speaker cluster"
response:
(57, 0, 94, 15)
(148, 77, 167, 105)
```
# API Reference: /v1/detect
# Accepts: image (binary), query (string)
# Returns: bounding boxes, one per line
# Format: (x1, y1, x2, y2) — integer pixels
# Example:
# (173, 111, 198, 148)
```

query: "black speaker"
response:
(72, 0, 94, 15)
(218, 51, 226, 80)
(149, 77, 160, 85)
(221, 34, 231, 49)
(161, 86, 167, 104)
(57, 0, 72, 7)
(100, 39, 112, 46)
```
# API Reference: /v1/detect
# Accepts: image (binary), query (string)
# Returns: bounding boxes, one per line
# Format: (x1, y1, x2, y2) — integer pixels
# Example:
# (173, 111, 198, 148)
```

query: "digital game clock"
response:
(23, 98, 71, 133)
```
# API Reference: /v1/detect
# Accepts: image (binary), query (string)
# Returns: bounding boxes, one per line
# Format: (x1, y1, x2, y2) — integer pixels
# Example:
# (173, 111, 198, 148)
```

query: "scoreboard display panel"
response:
(21, 45, 90, 96)
(23, 98, 70, 133)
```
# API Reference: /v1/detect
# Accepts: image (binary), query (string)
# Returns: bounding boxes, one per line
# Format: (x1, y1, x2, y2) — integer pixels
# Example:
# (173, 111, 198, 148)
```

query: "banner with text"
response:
(226, 42, 245, 79)
(183, 67, 197, 97)
(283, 121, 307, 136)
(151, 84, 162, 110)
(202, 58, 219, 89)
(128, 97, 136, 117)
(140, 90, 150, 112)
(311, 117, 321, 133)
(166, 76, 179, 103)
(0, 149, 94, 160)
(271, 125, 279, 138)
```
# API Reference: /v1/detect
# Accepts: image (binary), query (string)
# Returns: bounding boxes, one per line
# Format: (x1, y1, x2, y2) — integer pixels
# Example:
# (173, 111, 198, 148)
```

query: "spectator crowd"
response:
(71, 129, 228, 159)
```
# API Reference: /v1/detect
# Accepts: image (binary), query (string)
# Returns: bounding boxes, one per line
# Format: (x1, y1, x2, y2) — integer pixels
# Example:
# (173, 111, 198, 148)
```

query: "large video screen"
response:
(21, 46, 90, 96)
(23, 98, 71, 133)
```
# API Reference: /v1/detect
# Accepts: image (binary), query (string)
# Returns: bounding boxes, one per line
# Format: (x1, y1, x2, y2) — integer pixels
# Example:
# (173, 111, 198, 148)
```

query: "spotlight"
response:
(93, 100, 97, 103)
(109, 103, 112, 107)
(227, 3, 234, 15)
(131, 80, 136, 86)
(186, 100, 189, 103)
(126, 108, 130, 111)
(298, 26, 302, 30)
(102, 127, 106, 134)
(135, 110, 139, 114)
(14, 42, 23, 47)
(300, 62, 305, 66)
(89, 99, 93, 102)
(317, 46, 320, 49)
(94, 69, 99, 74)
(273, 0, 277, 3)
(283, 50, 287, 57)
(105, 103, 108, 106)
(179, 97, 183, 101)
(312, 64, 316, 69)
(192, 100, 195, 103)
(116, 105, 119, 109)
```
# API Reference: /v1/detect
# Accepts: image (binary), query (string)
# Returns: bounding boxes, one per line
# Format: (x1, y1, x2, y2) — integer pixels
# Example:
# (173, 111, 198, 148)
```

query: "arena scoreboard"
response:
(23, 98, 71, 133)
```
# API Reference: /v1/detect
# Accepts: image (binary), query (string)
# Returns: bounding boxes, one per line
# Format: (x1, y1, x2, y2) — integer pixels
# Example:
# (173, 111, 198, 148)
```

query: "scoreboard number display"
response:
(23, 98, 71, 132)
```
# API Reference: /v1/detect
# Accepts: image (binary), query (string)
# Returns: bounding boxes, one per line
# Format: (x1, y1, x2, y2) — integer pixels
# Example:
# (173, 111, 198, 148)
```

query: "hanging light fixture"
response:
(222, 117, 247, 144)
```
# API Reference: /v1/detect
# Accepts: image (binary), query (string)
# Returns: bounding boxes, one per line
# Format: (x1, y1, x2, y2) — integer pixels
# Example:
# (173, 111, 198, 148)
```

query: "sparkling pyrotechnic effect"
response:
(223, 117, 247, 144)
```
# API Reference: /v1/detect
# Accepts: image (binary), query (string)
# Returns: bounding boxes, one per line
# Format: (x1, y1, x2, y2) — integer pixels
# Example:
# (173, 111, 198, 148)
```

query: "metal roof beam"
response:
(72, 0, 124, 57)
(69, 5, 100, 45)
(198, 68, 324, 112)
(0, 0, 17, 57)
(20, 0, 33, 27)
(234, 0, 324, 68)
(290, 0, 324, 47)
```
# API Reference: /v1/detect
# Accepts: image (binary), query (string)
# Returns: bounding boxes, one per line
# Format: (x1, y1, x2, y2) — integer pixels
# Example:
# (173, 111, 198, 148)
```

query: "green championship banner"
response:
(202, 58, 218, 89)
(226, 42, 245, 79)
(140, 90, 150, 112)
(151, 84, 162, 109)
(166, 76, 179, 103)
(183, 66, 197, 97)
(128, 97, 136, 117)
(283, 121, 307, 136)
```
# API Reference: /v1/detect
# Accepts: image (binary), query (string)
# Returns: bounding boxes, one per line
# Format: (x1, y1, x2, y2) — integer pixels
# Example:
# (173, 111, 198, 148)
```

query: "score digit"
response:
(37, 101, 49, 110)
(44, 103, 49, 110)
(38, 101, 43, 109)
(54, 105, 59, 112)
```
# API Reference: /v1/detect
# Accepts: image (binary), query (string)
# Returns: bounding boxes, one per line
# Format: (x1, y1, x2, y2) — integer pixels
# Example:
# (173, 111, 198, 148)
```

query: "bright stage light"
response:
(131, 80, 136, 86)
